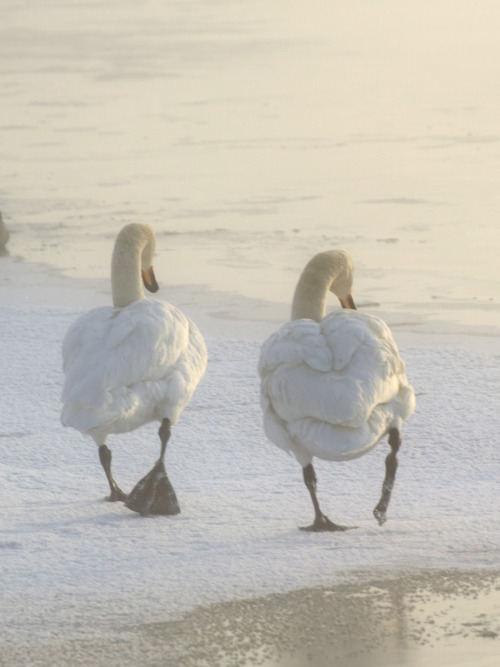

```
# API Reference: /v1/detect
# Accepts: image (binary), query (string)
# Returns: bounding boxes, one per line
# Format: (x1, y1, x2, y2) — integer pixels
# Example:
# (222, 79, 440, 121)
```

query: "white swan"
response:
(61, 223, 208, 515)
(258, 250, 415, 531)
(0, 211, 9, 254)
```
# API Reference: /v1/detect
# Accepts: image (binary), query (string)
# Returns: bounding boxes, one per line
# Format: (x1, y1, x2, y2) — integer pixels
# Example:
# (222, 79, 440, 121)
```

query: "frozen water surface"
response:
(1, 0, 499, 332)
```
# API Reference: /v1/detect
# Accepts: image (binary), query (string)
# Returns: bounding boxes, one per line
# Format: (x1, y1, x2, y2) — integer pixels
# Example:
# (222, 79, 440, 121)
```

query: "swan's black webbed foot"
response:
(98, 444, 127, 503)
(105, 487, 128, 503)
(373, 507, 387, 526)
(300, 464, 357, 532)
(373, 427, 402, 527)
(125, 460, 180, 516)
(300, 513, 357, 532)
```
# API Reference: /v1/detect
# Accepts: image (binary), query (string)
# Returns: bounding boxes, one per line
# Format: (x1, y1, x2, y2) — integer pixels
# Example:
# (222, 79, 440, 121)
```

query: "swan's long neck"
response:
(111, 243, 144, 308)
(291, 265, 333, 322)
(290, 250, 353, 322)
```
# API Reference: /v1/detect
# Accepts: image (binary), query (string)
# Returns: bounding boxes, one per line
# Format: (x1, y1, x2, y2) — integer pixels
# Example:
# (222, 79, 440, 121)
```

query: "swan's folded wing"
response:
(260, 393, 297, 458)
(287, 404, 396, 461)
(62, 300, 205, 416)
(258, 320, 332, 375)
(260, 311, 415, 430)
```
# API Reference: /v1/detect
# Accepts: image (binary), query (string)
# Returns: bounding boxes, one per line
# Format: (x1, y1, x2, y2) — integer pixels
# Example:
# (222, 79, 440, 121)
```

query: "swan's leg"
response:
(158, 417, 172, 463)
(300, 463, 355, 532)
(125, 418, 180, 516)
(373, 427, 401, 526)
(98, 445, 127, 502)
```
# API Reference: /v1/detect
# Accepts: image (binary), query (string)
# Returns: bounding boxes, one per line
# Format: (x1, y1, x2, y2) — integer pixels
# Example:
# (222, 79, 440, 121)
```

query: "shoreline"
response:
(1, 568, 499, 667)
(2, 254, 500, 343)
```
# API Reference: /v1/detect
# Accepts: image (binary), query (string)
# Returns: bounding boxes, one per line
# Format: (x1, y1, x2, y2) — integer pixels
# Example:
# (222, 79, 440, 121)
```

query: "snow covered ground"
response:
(2, 281, 500, 652)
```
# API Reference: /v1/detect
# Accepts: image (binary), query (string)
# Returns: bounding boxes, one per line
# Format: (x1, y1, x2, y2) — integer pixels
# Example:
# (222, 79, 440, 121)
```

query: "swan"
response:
(61, 223, 208, 515)
(0, 211, 9, 254)
(258, 250, 415, 531)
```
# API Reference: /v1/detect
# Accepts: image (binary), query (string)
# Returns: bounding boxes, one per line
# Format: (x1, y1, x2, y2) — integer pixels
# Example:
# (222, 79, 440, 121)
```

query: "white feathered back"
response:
(62, 300, 207, 436)
(259, 309, 415, 465)
(61, 223, 207, 443)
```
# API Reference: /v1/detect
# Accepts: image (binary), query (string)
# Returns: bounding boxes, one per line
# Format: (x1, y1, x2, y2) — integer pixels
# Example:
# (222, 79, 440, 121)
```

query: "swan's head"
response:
(137, 226, 159, 294)
(325, 250, 356, 310)
(111, 223, 159, 307)
(291, 249, 356, 321)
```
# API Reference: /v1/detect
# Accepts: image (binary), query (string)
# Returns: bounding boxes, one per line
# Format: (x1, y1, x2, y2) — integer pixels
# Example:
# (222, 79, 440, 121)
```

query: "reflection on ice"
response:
(207, 572, 500, 667)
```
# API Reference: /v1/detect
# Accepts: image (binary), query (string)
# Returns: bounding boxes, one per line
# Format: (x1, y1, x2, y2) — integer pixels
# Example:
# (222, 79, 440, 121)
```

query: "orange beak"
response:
(339, 294, 356, 310)
(141, 266, 159, 293)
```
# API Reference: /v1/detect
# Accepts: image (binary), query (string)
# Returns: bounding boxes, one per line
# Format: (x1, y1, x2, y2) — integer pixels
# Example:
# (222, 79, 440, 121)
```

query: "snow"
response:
(2, 301, 500, 646)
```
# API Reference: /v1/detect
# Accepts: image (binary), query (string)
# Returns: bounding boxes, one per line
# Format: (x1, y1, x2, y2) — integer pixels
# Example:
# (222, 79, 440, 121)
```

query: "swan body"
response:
(62, 299, 206, 439)
(61, 223, 207, 514)
(258, 249, 415, 530)
(259, 311, 414, 465)
(0, 212, 9, 252)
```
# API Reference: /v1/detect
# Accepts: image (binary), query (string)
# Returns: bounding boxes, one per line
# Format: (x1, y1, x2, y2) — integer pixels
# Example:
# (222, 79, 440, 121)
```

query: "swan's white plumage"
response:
(259, 309, 415, 467)
(61, 223, 207, 449)
(62, 300, 207, 442)
(0, 212, 9, 250)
